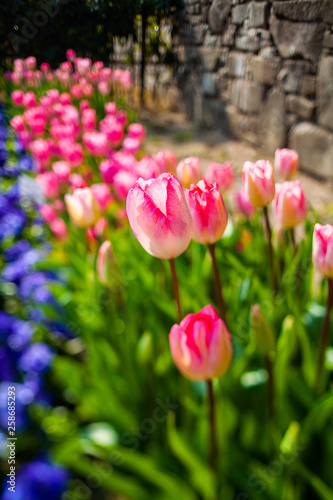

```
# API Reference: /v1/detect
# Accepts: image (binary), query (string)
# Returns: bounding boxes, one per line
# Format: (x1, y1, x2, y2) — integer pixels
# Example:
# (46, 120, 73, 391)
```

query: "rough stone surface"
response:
(272, 1, 324, 22)
(248, 2, 269, 29)
(232, 4, 248, 25)
(277, 60, 310, 94)
(235, 34, 260, 52)
(290, 122, 333, 179)
(208, 0, 231, 33)
(202, 72, 217, 96)
(258, 88, 287, 153)
(199, 47, 220, 71)
(231, 79, 264, 114)
(201, 98, 228, 128)
(270, 13, 325, 63)
(300, 74, 317, 97)
(249, 56, 280, 85)
(226, 104, 259, 143)
(323, 31, 333, 49)
(228, 51, 248, 77)
(285, 94, 315, 120)
(317, 56, 333, 131)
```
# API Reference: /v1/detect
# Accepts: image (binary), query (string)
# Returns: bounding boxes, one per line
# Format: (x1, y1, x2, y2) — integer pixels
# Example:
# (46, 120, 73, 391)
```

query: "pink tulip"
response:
(126, 173, 192, 259)
(81, 108, 96, 131)
(65, 187, 100, 228)
(50, 218, 68, 241)
(113, 169, 139, 201)
(135, 157, 159, 180)
(11, 90, 24, 106)
(40, 204, 57, 223)
(69, 174, 87, 190)
(123, 137, 141, 155)
(52, 161, 71, 183)
(70, 84, 84, 99)
(98, 81, 110, 96)
(59, 93, 71, 105)
(22, 91, 37, 108)
(99, 117, 123, 146)
(24, 56, 36, 70)
(169, 305, 232, 381)
(91, 183, 113, 211)
(153, 150, 177, 175)
(83, 131, 109, 156)
(273, 181, 307, 229)
(185, 180, 228, 244)
(75, 57, 91, 75)
(29, 139, 52, 169)
(36, 172, 60, 199)
(313, 224, 333, 278)
(60, 140, 83, 166)
(242, 160, 275, 208)
(105, 102, 117, 115)
(97, 241, 114, 285)
(235, 188, 256, 218)
(128, 123, 146, 144)
(10, 115, 25, 133)
(204, 162, 234, 193)
(66, 49, 76, 61)
(176, 157, 201, 189)
(274, 149, 299, 179)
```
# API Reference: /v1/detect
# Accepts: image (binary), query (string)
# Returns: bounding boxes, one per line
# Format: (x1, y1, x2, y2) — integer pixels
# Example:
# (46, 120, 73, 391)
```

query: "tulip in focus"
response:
(313, 224, 333, 278)
(235, 188, 256, 218)
(273, 181, 306, 229)
(274, 149, 299, 179)
(126, 173, 193, 259)
(65, 187, 100, 228)
(169, 305, 232, 381)
(204, 162, 234, 193)
(97, 241, 114, 285)
(185, 180, 228, 244)
(176, 157, 201, 189)
(242, 160, 275, 208)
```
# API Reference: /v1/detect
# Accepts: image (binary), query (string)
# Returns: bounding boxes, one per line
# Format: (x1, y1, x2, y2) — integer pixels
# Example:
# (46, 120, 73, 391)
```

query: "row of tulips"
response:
(3, 53, 333, 499)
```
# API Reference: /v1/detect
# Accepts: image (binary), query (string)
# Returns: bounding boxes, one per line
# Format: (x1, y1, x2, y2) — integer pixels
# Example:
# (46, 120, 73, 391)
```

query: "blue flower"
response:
(18, 343, 54, 373)
(1, 460, 69, 500)
(18, 271, 56, 305)
(0, 209, 26, 241)
(3, 240, 31, 262)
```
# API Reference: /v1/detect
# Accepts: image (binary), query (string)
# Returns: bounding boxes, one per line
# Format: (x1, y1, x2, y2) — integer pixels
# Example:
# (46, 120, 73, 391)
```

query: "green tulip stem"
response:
(207, 379, 217, 472)
(208, 243, 227, 322)
(289, 228, 297, 255)
(169, 258, 182, 323)
(263, 206, 278, 292)
(265, 354, 275, 420)
(316, 278, 333, 391)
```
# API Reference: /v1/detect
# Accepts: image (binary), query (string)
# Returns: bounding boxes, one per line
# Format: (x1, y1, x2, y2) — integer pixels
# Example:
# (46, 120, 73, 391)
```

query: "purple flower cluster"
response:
(0, 105, 69, 498)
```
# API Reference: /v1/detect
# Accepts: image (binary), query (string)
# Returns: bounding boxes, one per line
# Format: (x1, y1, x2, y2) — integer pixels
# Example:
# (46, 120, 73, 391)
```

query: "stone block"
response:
(226, 104, 259, 143)
(272, 1, 324, 22)
(250, 56, 280, 85)
(258, 88, 287, 153)
(177, 45, 199, 64)
(232, 4, 248, 25)
(202, 72, 217, 96)
(235, 34, 260, 52)
(222, 25, 237, 46)
(248, 2, 269, 29)
(317, 56, 333, 132)
(199, 47, 220, 70)
(289, 122, 333, 179)
(323, 31, 333, 49)
(208, 0, 231, 33)
(270, 13, 325, 64)
(231, 79, 264, 114)
(194, 24, 206, 44)
(228, 51, 248, 77)
(277, 60, 310, 94)
(285, 94, 315, 120)
(202, 98, 229, 129)
(259, 46, 278, 58)
(300, 74, 317, 97)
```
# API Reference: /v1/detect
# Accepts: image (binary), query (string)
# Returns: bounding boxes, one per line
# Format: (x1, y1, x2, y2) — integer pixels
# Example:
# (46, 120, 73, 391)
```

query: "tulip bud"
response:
(176, 157, 201, 189)
(250, 304, 275, 356)
(273, 181, 306, 229)
(235, 188, 256, 218)
(126, 173, 192, 260)
(185, 180, 228, 244)
(64, 187, 100, 228)
(204, 162, 234, 193)
(97, 241, 114, 285)
(169, 305, 232, 381)
(313, 224, 333, 278)
(274, 149, 298, 179)
(242, 160, 275, 208)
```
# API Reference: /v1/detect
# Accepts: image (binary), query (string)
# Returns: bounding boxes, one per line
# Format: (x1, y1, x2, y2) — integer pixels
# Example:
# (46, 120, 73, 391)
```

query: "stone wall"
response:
(173, 0, 333, 179)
